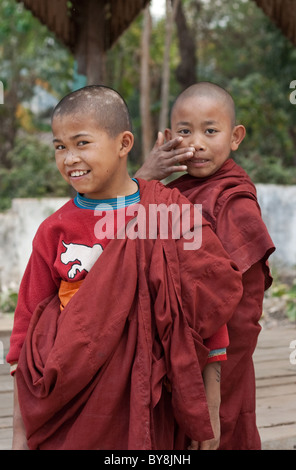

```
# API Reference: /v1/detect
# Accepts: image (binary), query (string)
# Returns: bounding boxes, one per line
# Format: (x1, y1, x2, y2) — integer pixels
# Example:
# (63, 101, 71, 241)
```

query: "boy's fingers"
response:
(161, 137, 183, 151)
(155, 131, 165, 147)
(163, 149, 193, 167)
(188, 440, 199, 450)
(166, 165, 188, 174)
(172, 148, 194, 160)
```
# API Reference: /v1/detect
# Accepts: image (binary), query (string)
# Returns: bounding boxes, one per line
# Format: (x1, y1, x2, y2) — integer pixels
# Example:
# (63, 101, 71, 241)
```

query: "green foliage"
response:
(193, 0, 296, 183)
(0, 134, 70, 211)
(271, 280, 296, 322)
(109, 0, 296, 183)
(1, 0, 296, 207)
(0, 289, 18, 314)
(0, 0, 74, 101)
(286, 282, 296, 322)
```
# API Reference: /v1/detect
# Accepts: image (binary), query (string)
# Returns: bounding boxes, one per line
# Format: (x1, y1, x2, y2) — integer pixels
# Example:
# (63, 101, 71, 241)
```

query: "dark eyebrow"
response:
(176, 121, 193, 127)
(71, 133, 92, 140)
(203, 120, 219, 126)
(176, 120, 220, 127)
(52, 133, 92, 144)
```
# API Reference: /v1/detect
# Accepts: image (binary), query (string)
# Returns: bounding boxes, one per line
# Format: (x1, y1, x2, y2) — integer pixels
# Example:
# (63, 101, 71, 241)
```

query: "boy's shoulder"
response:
(33, 198, 77, 240)
(215, 160, 257, 201)
(137, 177, 191, 206)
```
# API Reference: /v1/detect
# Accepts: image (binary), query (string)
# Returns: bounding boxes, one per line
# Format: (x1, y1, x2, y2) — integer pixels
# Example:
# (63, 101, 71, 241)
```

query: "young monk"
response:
(136, 81, 275, 450)
(7, 85, 243, 450)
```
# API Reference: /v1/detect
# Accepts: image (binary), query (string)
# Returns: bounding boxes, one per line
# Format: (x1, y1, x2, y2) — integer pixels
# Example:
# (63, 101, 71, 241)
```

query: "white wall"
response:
(0, 198, 69, 291)
(256, 185, 296, 269)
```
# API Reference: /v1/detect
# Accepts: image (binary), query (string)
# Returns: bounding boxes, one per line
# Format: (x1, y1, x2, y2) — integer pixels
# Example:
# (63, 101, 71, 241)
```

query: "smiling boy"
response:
(52, 87, 137, 200)
(7, 85, 243, 450)
(136, 81, 275, 450)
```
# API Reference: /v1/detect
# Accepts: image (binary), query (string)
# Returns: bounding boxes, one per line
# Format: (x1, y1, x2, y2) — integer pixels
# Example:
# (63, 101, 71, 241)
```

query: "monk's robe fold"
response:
(168, 159, 274, 287)
(168, 160, 275, 450)
(16, 178, 243, 450)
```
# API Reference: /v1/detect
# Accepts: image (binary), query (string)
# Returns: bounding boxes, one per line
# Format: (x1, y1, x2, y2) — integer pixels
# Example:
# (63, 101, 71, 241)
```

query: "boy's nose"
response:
(191, 137, 206, 152)
(64, 150, 81, 165)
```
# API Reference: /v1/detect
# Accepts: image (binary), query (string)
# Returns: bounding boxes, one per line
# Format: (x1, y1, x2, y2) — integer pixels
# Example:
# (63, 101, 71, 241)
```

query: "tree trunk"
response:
(159, 0, 180, 132)
(75, 0, 107, 85)
(175, 0, 198, 90)
(140, 5, 153, 162)
(0, 78, 19, 169)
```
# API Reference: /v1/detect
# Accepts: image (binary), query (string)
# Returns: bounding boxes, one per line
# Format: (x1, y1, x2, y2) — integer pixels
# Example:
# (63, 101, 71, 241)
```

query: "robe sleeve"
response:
(215, 194, 275, 289)
(204, 324, 229, 363)
(6, 226, 59, 367)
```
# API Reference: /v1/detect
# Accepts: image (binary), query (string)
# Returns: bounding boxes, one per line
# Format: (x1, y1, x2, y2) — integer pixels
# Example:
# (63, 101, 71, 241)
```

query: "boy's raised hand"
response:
(135, 132, 194, 181)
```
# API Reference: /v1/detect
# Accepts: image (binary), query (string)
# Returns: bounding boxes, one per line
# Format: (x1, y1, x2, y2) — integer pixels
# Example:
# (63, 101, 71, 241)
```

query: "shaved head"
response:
(172, 82, 236, 128)
(52, 85, 132, 137)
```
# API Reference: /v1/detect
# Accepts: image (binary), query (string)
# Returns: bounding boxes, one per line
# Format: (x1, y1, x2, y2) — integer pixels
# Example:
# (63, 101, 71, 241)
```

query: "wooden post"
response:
(74, 0, 107, 85)
(140, 5, 153, 162)
(159, 0, 180, 132)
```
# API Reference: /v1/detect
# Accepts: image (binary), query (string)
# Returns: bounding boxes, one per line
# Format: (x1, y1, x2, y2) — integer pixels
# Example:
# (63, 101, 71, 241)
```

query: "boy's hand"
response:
(188, 362, 222, 450)
(188, 405, 221, 450)
(134, 132, 194, 181)
(12, 433, 30, 450)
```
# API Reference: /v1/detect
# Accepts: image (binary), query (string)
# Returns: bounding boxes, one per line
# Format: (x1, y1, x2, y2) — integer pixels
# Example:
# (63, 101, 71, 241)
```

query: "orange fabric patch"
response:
(59, 279, 84, 310)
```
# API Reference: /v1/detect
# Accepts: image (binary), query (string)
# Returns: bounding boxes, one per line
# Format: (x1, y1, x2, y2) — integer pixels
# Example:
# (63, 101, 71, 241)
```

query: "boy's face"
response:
(52, 113, 132, 199)
(166, 96, 245, 178)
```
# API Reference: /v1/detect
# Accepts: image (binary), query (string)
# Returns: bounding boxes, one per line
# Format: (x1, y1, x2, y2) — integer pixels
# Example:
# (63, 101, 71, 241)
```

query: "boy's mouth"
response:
(188, 158, 210, 166)
(69, 170, 90, 178)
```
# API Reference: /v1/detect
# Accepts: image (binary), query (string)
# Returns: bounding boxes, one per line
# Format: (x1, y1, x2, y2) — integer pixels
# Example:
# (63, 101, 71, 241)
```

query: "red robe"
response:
(168, 159, 275, 450)
(16, 178, 243, 450)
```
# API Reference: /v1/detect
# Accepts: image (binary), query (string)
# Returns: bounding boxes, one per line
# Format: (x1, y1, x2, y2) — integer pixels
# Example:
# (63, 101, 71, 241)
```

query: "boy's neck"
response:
(83, 177, 138, 201)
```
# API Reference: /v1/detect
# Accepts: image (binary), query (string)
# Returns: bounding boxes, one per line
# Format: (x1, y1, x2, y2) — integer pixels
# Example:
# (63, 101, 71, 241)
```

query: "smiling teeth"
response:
(70, 170, 88, 177)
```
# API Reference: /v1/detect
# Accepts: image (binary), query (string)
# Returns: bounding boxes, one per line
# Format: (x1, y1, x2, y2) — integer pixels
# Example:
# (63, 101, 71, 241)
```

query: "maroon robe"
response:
(168, 159, 275, 450)
(16, 178, 243, 450)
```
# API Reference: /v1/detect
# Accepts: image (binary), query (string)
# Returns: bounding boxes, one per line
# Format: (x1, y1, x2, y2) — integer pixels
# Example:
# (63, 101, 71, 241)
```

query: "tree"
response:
(1, 0, 296, 194)
(0, 0, 73, 167)
(170, 0, 296, 183)
(159, 0, 180, 132)
(175, 0, 199, 90)
(140, 5, 153, 162)
(0, 0, 74, 209)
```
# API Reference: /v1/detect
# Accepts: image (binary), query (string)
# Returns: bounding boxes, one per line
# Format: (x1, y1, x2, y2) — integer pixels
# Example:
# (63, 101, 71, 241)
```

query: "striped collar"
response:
(74, 179, 140, 210)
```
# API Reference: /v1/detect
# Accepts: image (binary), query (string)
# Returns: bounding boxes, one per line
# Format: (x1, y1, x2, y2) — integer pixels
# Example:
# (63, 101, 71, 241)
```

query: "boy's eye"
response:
(178, 129, 191, 135)
(78, 141, 89, 146)
(205, 128, 217, 135)
(55, 144, 65, 150)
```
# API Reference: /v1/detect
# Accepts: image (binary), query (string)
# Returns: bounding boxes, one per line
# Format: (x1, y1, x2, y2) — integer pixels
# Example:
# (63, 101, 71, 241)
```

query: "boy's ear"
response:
(231, 125, 246, 151)
(119, 131, 134, 157)
(164, 128, 172, 142)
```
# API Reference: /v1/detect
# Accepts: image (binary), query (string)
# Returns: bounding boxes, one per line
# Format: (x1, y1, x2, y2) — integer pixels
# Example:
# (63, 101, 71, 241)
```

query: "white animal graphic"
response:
(61, 241, 103, 279)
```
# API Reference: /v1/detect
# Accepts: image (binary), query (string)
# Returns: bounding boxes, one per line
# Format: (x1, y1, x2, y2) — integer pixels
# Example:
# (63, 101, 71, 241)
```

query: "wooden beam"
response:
(87, 0, 107, 84)
(75, 0, 108, 84)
